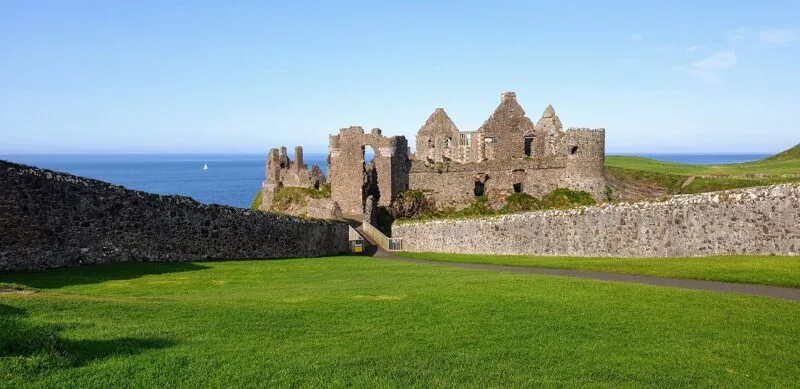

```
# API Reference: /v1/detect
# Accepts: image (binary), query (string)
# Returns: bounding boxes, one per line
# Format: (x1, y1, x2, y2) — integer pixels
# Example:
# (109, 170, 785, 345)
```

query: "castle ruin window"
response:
(570, 146, 579, 155)
(474, 181, 485, 197)
(459, 133, 471, 146)
(314, 180, 320, 190)
(445, 138, 451, 148)
(524, 135, 534, 156)
(513, 183, 523, 193)
(427, 138, 434, 148)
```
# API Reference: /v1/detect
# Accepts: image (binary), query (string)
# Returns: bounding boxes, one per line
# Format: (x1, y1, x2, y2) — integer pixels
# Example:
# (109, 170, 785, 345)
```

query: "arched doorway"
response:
(362, 144, 381, 209)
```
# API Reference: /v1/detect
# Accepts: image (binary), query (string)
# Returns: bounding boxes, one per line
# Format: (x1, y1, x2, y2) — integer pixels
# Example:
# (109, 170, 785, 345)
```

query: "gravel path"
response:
(373, 249, 800, 301)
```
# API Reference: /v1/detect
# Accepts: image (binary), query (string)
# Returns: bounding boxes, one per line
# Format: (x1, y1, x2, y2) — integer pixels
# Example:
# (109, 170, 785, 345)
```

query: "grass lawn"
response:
(1, 257, 799, 387)
(395, 252, 800, 288)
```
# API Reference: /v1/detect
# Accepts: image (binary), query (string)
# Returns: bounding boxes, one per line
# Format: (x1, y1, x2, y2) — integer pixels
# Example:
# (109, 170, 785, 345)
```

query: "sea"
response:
(1, 153, 770, 209)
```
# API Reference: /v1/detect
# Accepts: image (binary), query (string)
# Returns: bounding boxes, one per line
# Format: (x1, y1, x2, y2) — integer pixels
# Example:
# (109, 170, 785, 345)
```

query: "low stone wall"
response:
(393, 184, 800, 257)
(0, 161, 349, 271)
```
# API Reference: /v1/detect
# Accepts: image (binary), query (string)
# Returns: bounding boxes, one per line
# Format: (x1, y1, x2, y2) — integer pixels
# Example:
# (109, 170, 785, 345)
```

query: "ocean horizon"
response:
(1, 152, 772, 209)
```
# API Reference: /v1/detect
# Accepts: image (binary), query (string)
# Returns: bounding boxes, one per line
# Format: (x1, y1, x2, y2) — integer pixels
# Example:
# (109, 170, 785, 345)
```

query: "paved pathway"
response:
(371, 249, 800, 301)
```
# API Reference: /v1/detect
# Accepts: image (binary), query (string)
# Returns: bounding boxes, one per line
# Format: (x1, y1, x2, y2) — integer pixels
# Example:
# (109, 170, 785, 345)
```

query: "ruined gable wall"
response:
(531, 105, 565, 157)
(0, 161, 348, 271)
(416, 108, 460, 163)
(394, 184, 800, 257)
(479, 92, 535, 161)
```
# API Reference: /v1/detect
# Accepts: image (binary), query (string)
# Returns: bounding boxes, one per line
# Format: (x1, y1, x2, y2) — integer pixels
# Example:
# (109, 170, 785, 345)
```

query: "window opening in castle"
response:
(474, 181, 485, 197)
(459, 133, 471, 146)
(570, 146, 579, 155)
(445, 138, 451, 148)
(314, 180, 320, 190)
(524, 135, 534, 157)
(427, 138, 434, 148)
(363, 145, 376, 163)
(513, 183, 522, 193)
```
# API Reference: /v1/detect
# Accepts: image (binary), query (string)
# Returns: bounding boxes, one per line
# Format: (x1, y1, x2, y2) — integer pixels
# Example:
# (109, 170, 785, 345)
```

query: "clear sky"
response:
(1, 0, 799, 155)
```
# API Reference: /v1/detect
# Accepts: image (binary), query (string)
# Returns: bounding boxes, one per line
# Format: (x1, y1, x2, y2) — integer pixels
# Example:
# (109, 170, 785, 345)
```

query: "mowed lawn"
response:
(395, 252, 800, 288)
(2, 257, 799, 388)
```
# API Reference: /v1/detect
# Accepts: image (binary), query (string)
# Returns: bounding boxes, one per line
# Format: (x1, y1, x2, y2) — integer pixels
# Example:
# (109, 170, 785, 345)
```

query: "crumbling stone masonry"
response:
(0, 160, 348, 271)
(393, 184, 800, 257)
(328, 127, 411, 217)
(259, 146, 328, 211)
(408, 92, 605, 209)
(265, 91, 605, 220)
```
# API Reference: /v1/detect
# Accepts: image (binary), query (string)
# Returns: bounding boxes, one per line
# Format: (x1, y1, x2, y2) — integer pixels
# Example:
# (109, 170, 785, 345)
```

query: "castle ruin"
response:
(261, 92, 606, 220)
(260, 146, 327, 210)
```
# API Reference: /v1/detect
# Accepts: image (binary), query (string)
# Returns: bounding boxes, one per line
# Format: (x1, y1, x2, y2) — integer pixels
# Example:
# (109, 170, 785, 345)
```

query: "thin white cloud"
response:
(728, 27, 800, 45)
(727, 27, 753, 43)
(631, 33, 643, 41)
(692, 50, 737, 71)
(679, 50, 738, 85)
(758, 28, 800, 45)
(655, 44, 677, 54)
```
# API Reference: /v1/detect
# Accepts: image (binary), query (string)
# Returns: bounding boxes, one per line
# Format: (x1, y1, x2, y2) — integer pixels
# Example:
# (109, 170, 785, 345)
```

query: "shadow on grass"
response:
(0, 304, 176, 380)
(0, 261, 210, 289)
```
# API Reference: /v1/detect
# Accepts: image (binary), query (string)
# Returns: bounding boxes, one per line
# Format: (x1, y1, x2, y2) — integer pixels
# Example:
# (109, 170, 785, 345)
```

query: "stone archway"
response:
(328, 127, 410, 218)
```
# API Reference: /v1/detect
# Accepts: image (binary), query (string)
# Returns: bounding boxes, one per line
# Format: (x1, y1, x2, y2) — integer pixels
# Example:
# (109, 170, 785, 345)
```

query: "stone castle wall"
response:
(0, 161, 348, 271)
(406, 92, 606, 207)
(328, 126, 410, 217)
(408, 128, 606, 208)
(393, 184, 800, 257)
(260, 146, 326, 212)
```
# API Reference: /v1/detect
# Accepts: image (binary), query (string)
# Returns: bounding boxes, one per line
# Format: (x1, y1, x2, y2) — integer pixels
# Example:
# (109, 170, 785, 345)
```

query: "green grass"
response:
(249, 190, 262, 210)
(1, 258, 799, 387)
(605, 144, 800, 196)
(270, 184, 331, 212)
(395, 189, 596, 223)
(395, 252, 800, 288)
(606, 145, 800, 176)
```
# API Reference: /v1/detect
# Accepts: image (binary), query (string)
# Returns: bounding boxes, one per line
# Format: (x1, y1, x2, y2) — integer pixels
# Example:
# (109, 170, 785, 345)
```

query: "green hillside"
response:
(605, 143, 800, 198)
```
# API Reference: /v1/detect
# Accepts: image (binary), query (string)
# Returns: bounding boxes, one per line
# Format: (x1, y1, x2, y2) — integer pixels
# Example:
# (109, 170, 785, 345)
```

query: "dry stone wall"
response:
(394, 184, 800, 257)
(0, 160, 348, 271)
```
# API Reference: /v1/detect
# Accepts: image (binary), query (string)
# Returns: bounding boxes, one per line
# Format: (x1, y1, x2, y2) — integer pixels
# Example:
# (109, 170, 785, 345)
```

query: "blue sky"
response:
(1, 0, 799, 155)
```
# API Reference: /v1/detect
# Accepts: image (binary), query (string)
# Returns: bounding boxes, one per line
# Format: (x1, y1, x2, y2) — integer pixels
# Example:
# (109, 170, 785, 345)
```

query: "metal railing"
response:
(348, 225, 365, 253)
(361, 221, 403, 251)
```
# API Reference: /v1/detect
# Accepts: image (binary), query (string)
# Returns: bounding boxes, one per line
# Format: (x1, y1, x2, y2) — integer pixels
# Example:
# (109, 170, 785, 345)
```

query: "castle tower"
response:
(564, 128, 606, 199)
(294, 146, 304, 172)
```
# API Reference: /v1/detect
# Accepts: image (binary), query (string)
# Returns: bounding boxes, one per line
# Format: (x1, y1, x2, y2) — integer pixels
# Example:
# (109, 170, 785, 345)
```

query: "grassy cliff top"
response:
(764, 143, 800, 162)
(604, 142, 800, 198)
(606, 142, 800, 176)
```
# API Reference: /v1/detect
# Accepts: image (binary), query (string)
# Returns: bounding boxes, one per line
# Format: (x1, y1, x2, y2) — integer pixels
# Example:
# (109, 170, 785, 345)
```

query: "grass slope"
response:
(395, 252, 800, 288)
(605, 143, 800, 196)
(1, 258, 799, 387)
(764, 142, 800, 161)
(249, 190, 262, 210)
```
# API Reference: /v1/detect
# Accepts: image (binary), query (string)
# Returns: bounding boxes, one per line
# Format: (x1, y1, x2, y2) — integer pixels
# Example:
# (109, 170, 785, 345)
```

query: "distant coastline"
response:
(0, 152, 773, 209)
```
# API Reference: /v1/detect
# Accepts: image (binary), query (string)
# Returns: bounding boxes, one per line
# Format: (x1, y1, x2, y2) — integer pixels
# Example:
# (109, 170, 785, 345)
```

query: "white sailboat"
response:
(203, 163, 208, 171)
